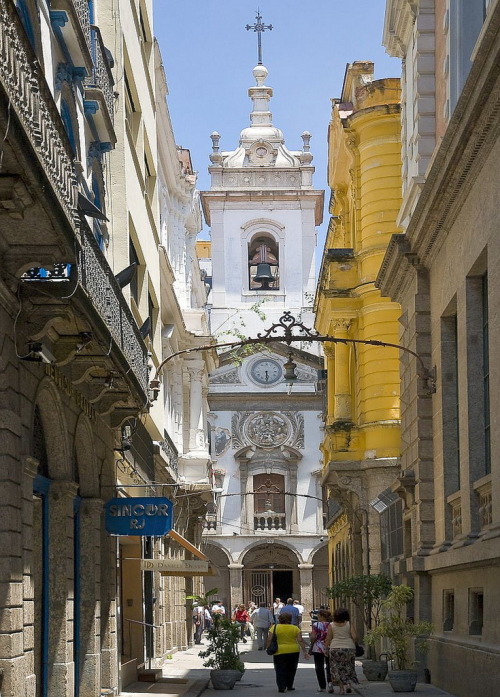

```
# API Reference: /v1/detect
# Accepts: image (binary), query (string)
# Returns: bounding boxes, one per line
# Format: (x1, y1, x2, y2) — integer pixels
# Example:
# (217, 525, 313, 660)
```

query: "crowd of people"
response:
(192, 597, 359, 695)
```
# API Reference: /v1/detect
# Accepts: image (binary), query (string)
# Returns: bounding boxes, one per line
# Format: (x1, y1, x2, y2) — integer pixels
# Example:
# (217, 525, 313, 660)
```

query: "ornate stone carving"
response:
(213, 427, 231, 457)
(246, 412, 290, 447)
(232, 411, 304, 450)
(211, 368, 240, 384)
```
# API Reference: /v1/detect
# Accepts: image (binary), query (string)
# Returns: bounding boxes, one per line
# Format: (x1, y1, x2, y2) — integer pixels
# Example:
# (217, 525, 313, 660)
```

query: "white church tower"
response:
(200, 14, 327, 614)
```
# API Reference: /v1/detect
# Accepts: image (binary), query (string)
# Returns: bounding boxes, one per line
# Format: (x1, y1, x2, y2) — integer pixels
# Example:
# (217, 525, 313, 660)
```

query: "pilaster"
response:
(48, 480, 79, 697)
(297, 563, 314, 615)
(228, 564, 244, 611)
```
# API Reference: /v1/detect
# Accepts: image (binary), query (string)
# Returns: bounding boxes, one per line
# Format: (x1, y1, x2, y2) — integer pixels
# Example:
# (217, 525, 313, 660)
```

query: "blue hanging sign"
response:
(105, 497, 173, 536)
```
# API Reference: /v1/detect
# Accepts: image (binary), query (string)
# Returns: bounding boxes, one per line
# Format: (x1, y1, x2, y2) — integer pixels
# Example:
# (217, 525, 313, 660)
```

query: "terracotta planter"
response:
(388, 670, 418, 692)
(362, 659, 388, 682)
(210, 669, 241, 690)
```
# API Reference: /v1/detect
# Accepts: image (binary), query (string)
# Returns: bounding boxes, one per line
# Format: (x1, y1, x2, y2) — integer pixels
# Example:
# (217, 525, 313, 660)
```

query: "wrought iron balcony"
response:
(84, 25, 116, 139)
(0, 0, 78, 231)
(79, 219, 149, 394)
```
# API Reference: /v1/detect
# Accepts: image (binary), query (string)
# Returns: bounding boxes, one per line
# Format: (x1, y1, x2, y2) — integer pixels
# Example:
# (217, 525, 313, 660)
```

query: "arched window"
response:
(32, 406, 49, 477)
(253, 473, 285, 513)
(248, 235, 279, 290)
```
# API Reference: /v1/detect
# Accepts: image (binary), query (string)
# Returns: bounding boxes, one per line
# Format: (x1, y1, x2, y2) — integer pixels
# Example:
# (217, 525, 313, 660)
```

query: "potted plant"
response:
(327, 574, 391, 681)
(199, 615, 245, 690)
(366, 585, 433, 693)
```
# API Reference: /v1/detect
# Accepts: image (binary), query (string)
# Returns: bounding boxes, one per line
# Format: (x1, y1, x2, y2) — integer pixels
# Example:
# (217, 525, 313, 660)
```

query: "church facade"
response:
(199, 61, 327, 612)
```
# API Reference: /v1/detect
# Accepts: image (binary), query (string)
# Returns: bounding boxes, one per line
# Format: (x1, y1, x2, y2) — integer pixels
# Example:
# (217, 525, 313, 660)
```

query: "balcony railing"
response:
(0, 0, 78, 229)
(85, 25, 115, 122)
(79, 219, 148, 393)
(72, 0, 91, 49)
(254, 511, 286, 531)
(159, 431, 179, 476)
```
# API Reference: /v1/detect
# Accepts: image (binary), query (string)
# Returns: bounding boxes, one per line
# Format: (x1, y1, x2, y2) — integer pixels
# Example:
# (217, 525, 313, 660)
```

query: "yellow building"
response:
(315, 62, 403, 591)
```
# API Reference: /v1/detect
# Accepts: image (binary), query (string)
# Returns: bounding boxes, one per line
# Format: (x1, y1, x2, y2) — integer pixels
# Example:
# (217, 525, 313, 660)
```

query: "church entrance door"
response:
(244, 568, 294, 606)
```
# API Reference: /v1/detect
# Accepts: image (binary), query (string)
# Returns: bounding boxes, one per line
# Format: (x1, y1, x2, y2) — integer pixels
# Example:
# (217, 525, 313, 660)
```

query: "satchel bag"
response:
(266, 624, 278, 655)
(355, 642, 364, 657)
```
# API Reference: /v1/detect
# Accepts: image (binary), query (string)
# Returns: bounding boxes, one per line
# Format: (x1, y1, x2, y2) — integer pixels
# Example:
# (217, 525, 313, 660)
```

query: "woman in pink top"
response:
(324, 608, 359, 695)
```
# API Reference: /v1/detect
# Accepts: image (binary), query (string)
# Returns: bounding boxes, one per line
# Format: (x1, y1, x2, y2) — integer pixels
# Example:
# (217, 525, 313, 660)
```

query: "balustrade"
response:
(254, 511, 286, 531)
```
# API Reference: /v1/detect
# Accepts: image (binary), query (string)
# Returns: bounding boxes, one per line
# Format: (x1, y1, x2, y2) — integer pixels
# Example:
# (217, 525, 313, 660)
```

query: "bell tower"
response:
(200, 60, 324, 338)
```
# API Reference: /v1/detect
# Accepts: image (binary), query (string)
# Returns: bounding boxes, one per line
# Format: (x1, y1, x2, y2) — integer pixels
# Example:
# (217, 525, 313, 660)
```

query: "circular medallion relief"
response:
(256, 146, 268, 157)
(245, 412, 291, 448)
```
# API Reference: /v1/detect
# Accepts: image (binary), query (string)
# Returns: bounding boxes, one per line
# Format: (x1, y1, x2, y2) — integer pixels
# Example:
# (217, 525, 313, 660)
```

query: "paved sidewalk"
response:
(120, 636, 459, 697)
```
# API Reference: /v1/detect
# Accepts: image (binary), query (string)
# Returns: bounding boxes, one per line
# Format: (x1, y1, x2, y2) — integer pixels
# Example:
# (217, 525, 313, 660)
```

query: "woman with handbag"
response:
(310, 609, 333, 693)
(324, 608, 359, 695)
(266, 612, 309, 693)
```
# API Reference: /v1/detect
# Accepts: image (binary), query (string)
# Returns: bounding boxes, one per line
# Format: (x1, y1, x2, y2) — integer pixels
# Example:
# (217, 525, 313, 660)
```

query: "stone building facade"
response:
(377, 2, 500, 696)
(199, 62, 328, 613)
(0, 2, 213, 696)
(314, 62, 403, 602)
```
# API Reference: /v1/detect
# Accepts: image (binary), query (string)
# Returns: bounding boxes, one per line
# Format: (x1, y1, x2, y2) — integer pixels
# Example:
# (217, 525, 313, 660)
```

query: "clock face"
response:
(250, 359, 282, 385)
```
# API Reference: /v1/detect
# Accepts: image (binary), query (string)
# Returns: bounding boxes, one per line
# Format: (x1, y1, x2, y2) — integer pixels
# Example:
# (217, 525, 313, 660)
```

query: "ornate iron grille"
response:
(0, 0, 78, 228)
(79, 220, 148, 393)
(73, 0, 91, 51)
(85, 26, 115, 121)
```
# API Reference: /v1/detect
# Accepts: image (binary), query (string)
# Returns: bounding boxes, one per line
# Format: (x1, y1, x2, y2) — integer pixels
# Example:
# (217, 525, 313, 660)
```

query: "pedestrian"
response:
(266, 611, 310, 693)
(251, 601, 274, 650)
(293, 599, 304, 627)
(232, 603, 251, 643)
(192, 604, 205, 644)
(310, 605, 329, 624)
(273, 597, 284, 619)
(211, 600, 226, 617)
(310, 608, 333, 693)
(324, 608, 359, 695)
(281, 597, 301, 625)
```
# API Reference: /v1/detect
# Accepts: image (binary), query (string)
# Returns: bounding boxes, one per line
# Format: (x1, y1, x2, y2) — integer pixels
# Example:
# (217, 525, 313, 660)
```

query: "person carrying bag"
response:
(266, 612, 309, 693)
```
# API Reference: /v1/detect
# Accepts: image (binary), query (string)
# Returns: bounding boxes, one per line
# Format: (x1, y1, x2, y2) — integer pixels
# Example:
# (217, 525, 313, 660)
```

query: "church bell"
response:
(253, 262, 274, 289)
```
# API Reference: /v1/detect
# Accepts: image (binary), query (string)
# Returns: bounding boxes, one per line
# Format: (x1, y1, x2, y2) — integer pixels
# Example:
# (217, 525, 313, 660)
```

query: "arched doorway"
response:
(241, 544, 300, 606)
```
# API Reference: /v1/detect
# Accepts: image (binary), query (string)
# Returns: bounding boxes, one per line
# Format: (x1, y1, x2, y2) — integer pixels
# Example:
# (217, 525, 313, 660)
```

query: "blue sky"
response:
(153, 1, 401, 257)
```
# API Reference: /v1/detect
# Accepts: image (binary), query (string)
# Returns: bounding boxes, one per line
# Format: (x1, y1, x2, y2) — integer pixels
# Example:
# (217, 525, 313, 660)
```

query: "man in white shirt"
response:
(211, 601, 226, 618)
(251, 602, 275, 650)
(273, 597, 284, 619)
(293, 600, 304, 627)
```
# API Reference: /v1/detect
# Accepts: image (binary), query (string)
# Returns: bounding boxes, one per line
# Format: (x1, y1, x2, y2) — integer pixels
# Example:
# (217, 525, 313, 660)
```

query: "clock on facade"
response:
(250, 359, 283, 385)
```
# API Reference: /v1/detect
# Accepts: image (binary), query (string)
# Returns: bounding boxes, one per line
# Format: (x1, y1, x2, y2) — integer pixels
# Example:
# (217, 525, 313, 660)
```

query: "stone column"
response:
(79, 498, 104, 697)
(48, 480, 79, 697)
(333, 321, 352, 422)
(228, 564, 244, 611)
(289, 467, 298, 533)
(298, 564, 314, 615)
(186, 361, 207, 452)
(100, 531, 118, 693)
(324, 344, 336, 425)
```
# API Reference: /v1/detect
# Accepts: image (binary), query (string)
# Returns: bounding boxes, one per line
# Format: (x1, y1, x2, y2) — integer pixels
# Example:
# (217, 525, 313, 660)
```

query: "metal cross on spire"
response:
(246, 9, 273, 65)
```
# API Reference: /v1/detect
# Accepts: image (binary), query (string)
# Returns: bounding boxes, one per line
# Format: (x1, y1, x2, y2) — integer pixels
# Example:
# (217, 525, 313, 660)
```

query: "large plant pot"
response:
(388, 670, 418, 692)
(235, 669, 244, 681)
(210, 669, 241, 690)
(362, 659, 388, 682)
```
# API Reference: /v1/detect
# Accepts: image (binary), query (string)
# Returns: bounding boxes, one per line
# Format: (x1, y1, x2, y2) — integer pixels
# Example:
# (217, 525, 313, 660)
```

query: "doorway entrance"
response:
(241, 543, 299, 606)
(244, 568, 293, 606)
